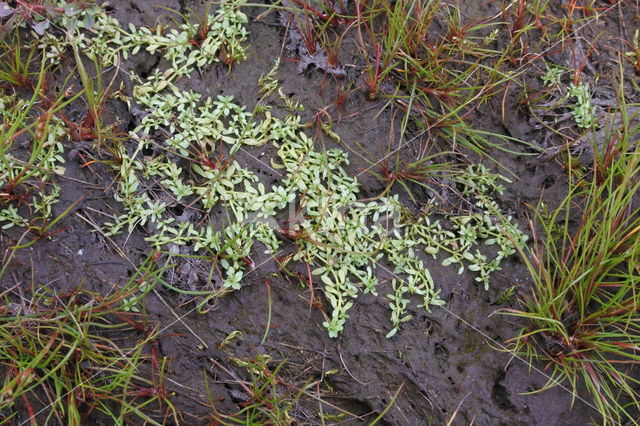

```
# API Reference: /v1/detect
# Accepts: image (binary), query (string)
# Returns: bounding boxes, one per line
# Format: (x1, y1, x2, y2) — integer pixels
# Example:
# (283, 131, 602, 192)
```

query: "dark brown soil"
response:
(2, 0, 639, 424)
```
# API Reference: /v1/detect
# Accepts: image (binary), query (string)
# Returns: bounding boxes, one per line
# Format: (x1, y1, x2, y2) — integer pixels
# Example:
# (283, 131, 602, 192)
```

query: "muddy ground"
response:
(2, 0, 639, 424)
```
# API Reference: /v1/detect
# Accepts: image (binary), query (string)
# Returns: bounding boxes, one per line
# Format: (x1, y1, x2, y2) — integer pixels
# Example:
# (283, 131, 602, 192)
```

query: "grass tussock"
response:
(503, 93, 640, 424)
(0, 260, 177, 425)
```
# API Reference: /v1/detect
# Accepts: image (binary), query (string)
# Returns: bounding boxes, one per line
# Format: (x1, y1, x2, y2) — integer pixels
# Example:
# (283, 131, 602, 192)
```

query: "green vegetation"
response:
(0, 0, 527, 339)
(1, 0, 639, 423)
(0, 47, 69, 232)
(207, 353, 374, 424)
(0, 258, 175, 424)
(503, 95, 640, 424)
(568, 83, 597, 129)
(283, 0, 535, 168)
(209, 355, 306, 424)
(109, 28, 526, 337)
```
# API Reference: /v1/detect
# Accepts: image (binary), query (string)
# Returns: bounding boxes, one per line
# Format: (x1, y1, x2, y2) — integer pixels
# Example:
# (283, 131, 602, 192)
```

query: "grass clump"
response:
(207, 353, 368, 424)
(503, 98, 640, 424)
(208, 355, 304, 424)
(0, 264, 177, 424)
(283, 0, 529, 158)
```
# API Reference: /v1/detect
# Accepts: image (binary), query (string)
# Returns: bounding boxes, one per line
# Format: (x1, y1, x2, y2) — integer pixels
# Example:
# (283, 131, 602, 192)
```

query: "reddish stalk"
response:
(364, 43, 382, 101)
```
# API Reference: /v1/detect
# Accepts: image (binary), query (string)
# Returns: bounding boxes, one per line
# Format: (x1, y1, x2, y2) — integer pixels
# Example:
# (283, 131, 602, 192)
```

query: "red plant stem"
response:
(511, 0, 528, 39)
(305, 260, 315, 311)
(20, 393, 37, 426)
(365, 44, 382, 99)
(16, 1, 64, 14)
(572, 42, 596, 85)
(290, 0, 325, 20)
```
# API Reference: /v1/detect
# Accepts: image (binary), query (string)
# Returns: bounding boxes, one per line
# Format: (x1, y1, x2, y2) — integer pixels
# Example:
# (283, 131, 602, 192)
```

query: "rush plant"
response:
(0, 261, 175, 424)
(503, 95, 640, 424)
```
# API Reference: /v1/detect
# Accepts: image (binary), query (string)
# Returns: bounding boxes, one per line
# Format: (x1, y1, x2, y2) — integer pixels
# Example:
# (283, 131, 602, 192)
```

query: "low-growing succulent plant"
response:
(0, 92, 67, 232)
(9, 0, 528, 339)
(568, 83, 597, 129)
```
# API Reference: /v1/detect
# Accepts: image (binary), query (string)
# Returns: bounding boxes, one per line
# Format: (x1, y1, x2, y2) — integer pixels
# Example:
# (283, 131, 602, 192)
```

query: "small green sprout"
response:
(540, 65, 564, 87)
